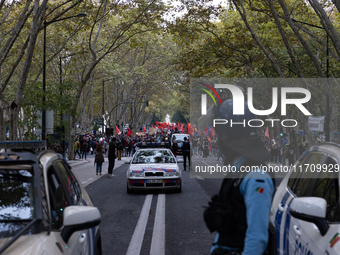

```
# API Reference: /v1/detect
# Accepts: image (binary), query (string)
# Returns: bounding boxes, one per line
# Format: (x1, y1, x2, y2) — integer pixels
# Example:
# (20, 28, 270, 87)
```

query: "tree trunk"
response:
(0, 106, 5, 141)
(68, 115, 76, 160)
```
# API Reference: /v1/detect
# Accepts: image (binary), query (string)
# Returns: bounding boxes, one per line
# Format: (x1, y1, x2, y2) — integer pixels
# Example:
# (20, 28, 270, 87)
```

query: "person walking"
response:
(81, 140, 88, 160)
(181, 137, 191, 170)
(201, 99, 275, 255)
(117, 139, 123, 160)
(288, 145, 295, 165)
(94, 143, 104, 175)
(171, 140, 178, 157)
(107, 137, 116, 177)
(74, 139, 81, 159)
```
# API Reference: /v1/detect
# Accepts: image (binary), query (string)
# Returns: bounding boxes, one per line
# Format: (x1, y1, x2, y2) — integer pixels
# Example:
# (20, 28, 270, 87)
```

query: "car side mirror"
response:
(177, 159, 183, 163)
(289, 197, 329, 236)
(61, 206, 101, 243)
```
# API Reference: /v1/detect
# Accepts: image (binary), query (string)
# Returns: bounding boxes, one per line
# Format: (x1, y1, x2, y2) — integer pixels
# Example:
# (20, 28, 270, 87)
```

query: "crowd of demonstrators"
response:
(69, 128, 188, 170)
(261, 134, 310, 166)
(191, 136, 220, 159)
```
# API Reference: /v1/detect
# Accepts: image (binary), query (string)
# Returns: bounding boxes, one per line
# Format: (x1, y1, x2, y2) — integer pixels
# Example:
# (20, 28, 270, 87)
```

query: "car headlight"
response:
(165, 172, 179, 177)
(130, 172, 144, 177)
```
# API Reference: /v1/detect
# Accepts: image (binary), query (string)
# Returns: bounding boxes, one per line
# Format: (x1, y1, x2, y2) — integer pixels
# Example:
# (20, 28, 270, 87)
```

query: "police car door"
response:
(47, 161, 92, 255)
(285, 152, 339, 255)
(275, 152, 325, 254)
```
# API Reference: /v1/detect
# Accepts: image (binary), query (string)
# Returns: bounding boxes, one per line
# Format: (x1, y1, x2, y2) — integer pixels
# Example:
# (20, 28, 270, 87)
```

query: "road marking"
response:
(150, 194, 165, 255)
(202, 161, 209, 166)
(126, 194, 153, 255)
(194, 175, 205, 180)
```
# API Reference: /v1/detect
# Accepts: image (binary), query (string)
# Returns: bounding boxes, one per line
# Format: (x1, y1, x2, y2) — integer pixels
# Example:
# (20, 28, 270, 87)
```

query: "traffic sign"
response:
(280, 137, 288, 145)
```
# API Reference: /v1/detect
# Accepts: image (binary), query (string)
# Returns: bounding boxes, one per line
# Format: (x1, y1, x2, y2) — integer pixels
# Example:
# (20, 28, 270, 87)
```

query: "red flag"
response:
(115, 125, 121, 135)
(127, 128, 132, 136)
(211, 127, 216, 138)
(143, 124, 146, 133)
(208, 137, 212, 151)
(265, 126, 269, 138)
(187, 123, 191, 135)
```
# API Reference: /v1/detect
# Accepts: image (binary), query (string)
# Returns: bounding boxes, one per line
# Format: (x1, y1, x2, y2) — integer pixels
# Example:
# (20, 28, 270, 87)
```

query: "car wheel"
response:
(175, 184, 182, 193)
(127, 183, 133, 194)
(95, 233, 102, 255)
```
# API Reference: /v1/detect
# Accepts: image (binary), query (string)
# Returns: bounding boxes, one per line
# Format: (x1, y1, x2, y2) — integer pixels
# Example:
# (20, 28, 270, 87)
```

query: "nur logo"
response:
(198, 83, 222, 113)
(199, 83, 312, 128)
(200, 84, 312, 116)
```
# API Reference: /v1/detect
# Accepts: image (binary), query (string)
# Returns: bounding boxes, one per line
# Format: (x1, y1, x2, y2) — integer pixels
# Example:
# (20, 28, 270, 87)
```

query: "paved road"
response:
(70, 152, 289, 255)
(67, 152, 132, 187)
(82, 155, 215, 255)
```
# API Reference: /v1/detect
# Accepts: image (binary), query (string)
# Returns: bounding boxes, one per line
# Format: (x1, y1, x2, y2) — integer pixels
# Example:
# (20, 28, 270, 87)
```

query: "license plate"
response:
(148, 179, 162, 183)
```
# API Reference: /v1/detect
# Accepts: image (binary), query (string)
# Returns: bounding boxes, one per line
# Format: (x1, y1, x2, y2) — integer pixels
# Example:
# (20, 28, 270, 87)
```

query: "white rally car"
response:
(0, 141, 102, 255)
(126, 148, 182, 193)
(270, 142, 340, 255)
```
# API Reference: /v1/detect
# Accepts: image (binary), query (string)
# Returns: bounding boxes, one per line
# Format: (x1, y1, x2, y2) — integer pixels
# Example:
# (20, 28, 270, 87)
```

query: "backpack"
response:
(203, 178, 238, 233)
(95, 152, 104, 164)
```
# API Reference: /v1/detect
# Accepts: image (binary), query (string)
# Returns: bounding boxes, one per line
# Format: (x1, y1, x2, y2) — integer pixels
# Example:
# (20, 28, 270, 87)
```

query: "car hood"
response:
(129, 163, 179, 173)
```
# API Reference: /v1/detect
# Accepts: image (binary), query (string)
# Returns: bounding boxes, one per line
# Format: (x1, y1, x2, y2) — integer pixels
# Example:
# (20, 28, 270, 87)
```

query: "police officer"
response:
(201, 99, 274, 255)
(181, 137, 191, 170)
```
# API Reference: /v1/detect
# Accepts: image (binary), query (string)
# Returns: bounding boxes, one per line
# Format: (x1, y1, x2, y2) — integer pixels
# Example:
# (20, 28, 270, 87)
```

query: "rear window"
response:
(171, 135, 189, 143)
(132, 150, 176, 164)
(0, 166, 36, 238)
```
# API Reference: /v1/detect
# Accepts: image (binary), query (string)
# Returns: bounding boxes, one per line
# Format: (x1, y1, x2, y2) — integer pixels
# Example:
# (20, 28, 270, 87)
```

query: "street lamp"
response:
(291, 18, 330, 141)
(42, 13, 86, 141)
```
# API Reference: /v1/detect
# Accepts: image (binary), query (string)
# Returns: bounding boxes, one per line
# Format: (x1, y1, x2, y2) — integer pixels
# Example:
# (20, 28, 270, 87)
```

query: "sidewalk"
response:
(67, 156, 133, 187)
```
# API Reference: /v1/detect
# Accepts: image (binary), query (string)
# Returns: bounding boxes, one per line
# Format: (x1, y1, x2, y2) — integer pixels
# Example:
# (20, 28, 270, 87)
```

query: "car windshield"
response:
(172, 135, 189, 143)
(0, 166, 36, 238)
(132, 150, 176, 164)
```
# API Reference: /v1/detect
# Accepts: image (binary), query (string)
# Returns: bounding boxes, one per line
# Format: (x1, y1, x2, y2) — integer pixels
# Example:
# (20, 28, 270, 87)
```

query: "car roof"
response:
(301, 142, 340, 161)
(137, 148, 171, 151)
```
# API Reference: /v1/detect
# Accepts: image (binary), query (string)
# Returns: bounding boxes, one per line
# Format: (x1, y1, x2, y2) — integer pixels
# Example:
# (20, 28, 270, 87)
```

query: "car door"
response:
(47, 161, 92, 255)
(274, 152, 325, 254)
(309, 156, 340, 254)
(280, 152, 340, 255)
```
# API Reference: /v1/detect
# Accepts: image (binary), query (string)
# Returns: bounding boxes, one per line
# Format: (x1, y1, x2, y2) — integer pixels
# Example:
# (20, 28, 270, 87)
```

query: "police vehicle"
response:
(270, 142, 340, 255)
(0, 141, 102, 254)
(170, 133, 190, 155)
(126, 148, 182, 193)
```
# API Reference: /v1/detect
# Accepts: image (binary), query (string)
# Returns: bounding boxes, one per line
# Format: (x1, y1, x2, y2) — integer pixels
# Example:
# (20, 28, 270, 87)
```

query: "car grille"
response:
(145, 172, 163, 177)
(131, 183, 144, 187)
(164, 183, 177, 186)
(146, 183, 163, 187)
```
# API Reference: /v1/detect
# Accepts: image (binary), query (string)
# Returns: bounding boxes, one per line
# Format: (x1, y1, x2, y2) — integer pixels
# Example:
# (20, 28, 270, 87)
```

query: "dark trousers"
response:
(183, 151, 190, 170)
(75, 149, 81, 158)
(108, 159, 115, 174)
(81, 150, 87, 159)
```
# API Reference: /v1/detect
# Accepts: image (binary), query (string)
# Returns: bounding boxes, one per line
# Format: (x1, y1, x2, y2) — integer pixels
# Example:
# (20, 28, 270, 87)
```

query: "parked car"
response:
(0, 141, 102, 255)
(126, 148, 182, 193)
(270, 142, 340, 255)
